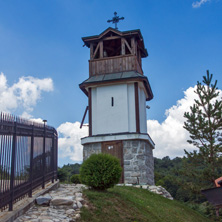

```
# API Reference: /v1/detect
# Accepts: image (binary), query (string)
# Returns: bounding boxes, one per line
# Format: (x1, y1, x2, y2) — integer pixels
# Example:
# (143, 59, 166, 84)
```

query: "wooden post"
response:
(9, 121, 17, 211)
(99, 41, 103, 58)
(131, 37, 135, 55)
(121, 38, 125, 55)
(28, 124, 34, 197)
(134, 82, 140, 133)
(135, 40, 138, 56)
(88, 88, 92, 136)
(90, 43, 94, 60)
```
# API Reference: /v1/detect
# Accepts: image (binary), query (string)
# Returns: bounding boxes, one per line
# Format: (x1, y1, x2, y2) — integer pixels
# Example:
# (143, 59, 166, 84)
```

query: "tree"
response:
(183, 70, 222, 188)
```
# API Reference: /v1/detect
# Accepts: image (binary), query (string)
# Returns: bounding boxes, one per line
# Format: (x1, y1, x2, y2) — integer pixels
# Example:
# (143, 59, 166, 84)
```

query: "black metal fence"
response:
(0, 113, 58, 211)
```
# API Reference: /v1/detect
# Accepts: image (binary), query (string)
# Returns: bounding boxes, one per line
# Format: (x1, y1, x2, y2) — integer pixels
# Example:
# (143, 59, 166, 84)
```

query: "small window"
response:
(111, 97, 114, 106)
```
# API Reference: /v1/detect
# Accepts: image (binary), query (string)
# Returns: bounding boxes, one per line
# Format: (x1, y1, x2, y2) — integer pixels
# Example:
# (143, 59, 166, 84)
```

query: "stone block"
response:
(124, 165, 134, 171)
(51, 197, 73, 206)
(124, 172, 131, 177)
(125, 177, 137, 184)
(132, 147, 138, 153)
(124, 160, 131, 165)
(75, 192, 82, 197)
(139, 165, 147, 170)
(66, 209, 75, 215)
(133, 166, 139, 171)
(125, 184, 133, 187)
(77, 201, 83, 208)
(137, 155, 145, 160)
(124, 154, 134, 160)
(36, 195, 52, 206)
(132, 140, 139, 147)
(131, 172, 140, 177)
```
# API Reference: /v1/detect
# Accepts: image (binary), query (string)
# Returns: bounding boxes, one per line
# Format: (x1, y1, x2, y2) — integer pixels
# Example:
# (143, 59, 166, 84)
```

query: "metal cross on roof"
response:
(107, 12, 124, 30)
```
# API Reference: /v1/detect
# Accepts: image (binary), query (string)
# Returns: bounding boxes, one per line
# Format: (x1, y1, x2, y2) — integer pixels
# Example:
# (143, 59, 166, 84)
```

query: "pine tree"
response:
(183, 70, 222, 189)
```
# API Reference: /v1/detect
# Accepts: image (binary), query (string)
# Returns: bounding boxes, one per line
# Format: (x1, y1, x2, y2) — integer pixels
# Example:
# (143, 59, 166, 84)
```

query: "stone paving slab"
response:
(0, 181, 60, 222)
(13, 184, 88, 222)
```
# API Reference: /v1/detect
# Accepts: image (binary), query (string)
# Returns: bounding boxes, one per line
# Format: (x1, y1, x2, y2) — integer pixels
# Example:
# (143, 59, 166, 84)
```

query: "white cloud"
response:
(149, 86, 222, 159)
(192, 0, 210, 8)
(57, 122, 88, 162)
(0, 72, 53, 116)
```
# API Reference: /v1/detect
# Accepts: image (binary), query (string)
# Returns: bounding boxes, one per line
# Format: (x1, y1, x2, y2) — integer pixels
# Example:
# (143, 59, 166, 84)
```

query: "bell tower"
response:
(79, 18, 155, 184)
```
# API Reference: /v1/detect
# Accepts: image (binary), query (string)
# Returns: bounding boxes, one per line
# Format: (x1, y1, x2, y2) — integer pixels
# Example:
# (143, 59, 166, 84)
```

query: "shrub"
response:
(70, 174, 81, 184)
(80, 153, 122, 190)
(57, 168, 68, 182)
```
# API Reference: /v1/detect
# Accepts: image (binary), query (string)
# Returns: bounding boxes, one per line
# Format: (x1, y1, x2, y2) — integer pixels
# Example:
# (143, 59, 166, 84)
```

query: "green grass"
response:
(79, 186, 212, 222)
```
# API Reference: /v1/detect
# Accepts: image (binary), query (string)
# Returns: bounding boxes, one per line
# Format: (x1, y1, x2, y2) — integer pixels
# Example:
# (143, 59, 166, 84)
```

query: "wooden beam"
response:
(135, 40, 138, 56)
(80, 106, 88, 128)
(90, 44, 94, 60)
(134, 82, 140, 133)
(124, 39, 133, 54)
(93, 43, 100, 59)
(131, 37, 135, 55)
(121, 38, 125, 55)
(99, 41, 103, 58)
(88, 88, 92, 136)
(102, 36, 121, 41)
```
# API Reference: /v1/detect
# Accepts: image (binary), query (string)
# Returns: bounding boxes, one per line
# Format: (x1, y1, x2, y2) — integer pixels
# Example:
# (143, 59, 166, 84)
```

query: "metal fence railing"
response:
(0, 113, 58, 211)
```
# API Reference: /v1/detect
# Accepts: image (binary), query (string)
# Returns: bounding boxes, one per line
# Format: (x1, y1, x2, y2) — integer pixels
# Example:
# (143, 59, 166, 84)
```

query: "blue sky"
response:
(0, 0, 221, 166)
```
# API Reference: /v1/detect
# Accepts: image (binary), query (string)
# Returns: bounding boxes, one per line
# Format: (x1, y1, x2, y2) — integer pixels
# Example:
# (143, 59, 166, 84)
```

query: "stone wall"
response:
(83, 142, 101, 161)
(82, 139, 154, 185)
(123, 140, 154, 185)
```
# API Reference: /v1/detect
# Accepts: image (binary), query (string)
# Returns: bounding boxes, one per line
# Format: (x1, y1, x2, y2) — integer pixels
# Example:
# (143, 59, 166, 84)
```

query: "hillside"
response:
(78, 186, 212, 222)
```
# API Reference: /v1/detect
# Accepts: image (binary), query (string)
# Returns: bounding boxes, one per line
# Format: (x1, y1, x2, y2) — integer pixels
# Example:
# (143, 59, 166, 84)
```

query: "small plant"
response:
(80, 153, 122, 190)
(70, 174, 81, 184)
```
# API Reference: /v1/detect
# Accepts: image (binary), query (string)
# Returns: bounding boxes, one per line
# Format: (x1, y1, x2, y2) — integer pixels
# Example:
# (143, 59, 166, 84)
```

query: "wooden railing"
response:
(89, 55, 143, 76)
(0, 113, 58, 211)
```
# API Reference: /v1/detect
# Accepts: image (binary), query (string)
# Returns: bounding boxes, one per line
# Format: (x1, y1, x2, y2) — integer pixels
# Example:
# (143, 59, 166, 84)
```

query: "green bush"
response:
(80, 153, 122, 190)
(57, 168, 68, 182)
(70, 174, 81, 184)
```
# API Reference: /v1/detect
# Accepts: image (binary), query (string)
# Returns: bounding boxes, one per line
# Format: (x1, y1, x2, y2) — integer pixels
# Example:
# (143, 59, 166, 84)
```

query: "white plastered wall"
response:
(91, 83, 137, 135)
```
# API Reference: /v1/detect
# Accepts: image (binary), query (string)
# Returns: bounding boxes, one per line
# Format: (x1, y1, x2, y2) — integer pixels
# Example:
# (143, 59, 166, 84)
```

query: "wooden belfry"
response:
(79, 13, 155, 184)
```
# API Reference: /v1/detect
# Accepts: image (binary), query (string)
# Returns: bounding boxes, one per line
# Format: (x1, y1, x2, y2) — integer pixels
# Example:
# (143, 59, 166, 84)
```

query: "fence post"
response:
(42, 120, 47, 189)
(9, 121, 17, 211)
(55, 135, 58, 181)
(51, 130, 54, 183)
(28, 124, 34, 197)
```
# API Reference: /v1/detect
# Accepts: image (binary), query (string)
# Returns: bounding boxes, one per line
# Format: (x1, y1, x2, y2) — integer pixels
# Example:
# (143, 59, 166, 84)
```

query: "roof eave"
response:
(79, 76, 153, 101)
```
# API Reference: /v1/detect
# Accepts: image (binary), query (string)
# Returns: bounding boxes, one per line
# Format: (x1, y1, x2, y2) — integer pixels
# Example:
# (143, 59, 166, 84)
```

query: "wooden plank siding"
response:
(89, 55, 143, 76)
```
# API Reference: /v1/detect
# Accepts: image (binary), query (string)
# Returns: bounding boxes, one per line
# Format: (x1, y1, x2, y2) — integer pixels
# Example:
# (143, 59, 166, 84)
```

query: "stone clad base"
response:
(123, 140, 154, 185)
(83, 139, 154, 185)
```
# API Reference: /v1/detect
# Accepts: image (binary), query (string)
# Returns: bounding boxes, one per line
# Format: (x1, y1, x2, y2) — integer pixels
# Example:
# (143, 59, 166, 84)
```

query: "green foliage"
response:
(70, 174, 81, 184)
(80, 153, 122, 190)
(57, 163, 81, 183)
(154, 156, 190, 202)
(154, 156, 222, 220)
(57, 168, 68, 182)
(183, 70, 222, 187)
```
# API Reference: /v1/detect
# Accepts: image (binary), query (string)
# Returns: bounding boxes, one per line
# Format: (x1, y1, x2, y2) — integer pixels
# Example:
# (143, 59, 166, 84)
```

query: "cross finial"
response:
(107, 12, 124, 30)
